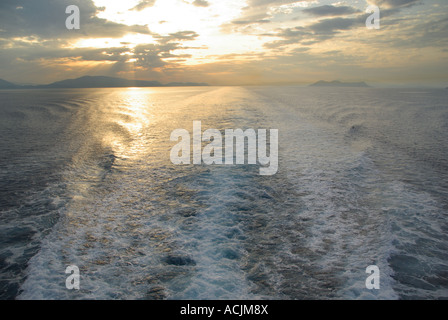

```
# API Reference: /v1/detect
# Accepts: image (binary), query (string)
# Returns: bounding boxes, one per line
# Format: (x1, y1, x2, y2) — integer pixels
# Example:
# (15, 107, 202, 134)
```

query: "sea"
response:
(0, 86, 447, 300)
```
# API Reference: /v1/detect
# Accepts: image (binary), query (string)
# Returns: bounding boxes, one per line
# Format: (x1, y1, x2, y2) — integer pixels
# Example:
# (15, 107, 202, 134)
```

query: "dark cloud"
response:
(132, 44, 169, 69)
(303, 5, 360, 17)
(264, 15, 366, 49)
(309, 17, 359, 33)
(131, 0, 157, 11)
(383, 15, 448, 49)
(0, 0, 150, 39)
(367, 0, 420, 9)
(155, 31, 200, 44)
(191, 0, 210, 7)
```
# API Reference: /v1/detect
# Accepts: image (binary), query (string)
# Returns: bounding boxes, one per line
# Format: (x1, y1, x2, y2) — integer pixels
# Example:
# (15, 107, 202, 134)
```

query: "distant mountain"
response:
(310, 80, 369, 87)
(38, 76, 163, 88)
(0, 79, 21, 89)
(0, 76, 208, 89)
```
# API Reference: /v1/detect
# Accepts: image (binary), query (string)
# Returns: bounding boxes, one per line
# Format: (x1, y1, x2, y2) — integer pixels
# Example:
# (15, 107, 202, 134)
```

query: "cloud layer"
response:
(0, 0, 447, 86)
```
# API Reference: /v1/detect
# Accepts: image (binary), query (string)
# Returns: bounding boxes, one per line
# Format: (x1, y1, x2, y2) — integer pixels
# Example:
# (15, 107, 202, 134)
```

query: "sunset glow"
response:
(0, 0, 447, 86)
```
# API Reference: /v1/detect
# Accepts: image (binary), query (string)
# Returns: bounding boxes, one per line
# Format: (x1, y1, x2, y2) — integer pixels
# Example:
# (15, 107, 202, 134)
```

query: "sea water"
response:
(0, 86, 447, 299)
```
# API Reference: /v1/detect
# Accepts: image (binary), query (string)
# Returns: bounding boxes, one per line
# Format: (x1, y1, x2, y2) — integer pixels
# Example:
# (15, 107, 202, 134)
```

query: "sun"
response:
(91, 0, 243, 36)
(71, 0, 263, 64)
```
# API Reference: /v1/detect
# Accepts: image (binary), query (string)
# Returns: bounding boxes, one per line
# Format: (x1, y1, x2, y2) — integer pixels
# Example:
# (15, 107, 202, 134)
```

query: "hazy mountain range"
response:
(0, 76, 208, 89)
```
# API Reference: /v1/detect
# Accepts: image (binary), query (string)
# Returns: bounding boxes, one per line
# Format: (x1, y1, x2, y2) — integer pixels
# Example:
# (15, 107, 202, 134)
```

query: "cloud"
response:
(0, 0, 150, 39)
(303, 5, 360, 17)
(262, 1, 417, 50)
(309, 17, 359, 33)
(0, 0, 445, 87)
(229, 0, 316, 26)
(382, 15, 448, 49)
(131, 0, 157, 11)
(155, 31, 200, 44)
(232, 19, 271, 25)
(191, 0, 210, 7)
(366, 0, 421, 9)
(264, 15, 365, 49)
(0, 34, 200, 83)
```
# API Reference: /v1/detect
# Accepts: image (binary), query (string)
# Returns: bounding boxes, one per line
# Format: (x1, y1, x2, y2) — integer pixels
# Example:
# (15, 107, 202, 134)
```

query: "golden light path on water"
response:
(100, 87, 234, 166)
(107, 88, 155, 160)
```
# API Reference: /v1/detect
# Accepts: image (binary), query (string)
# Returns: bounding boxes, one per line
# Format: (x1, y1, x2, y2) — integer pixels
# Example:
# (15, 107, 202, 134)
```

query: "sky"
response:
(0, 0, 447, 86)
